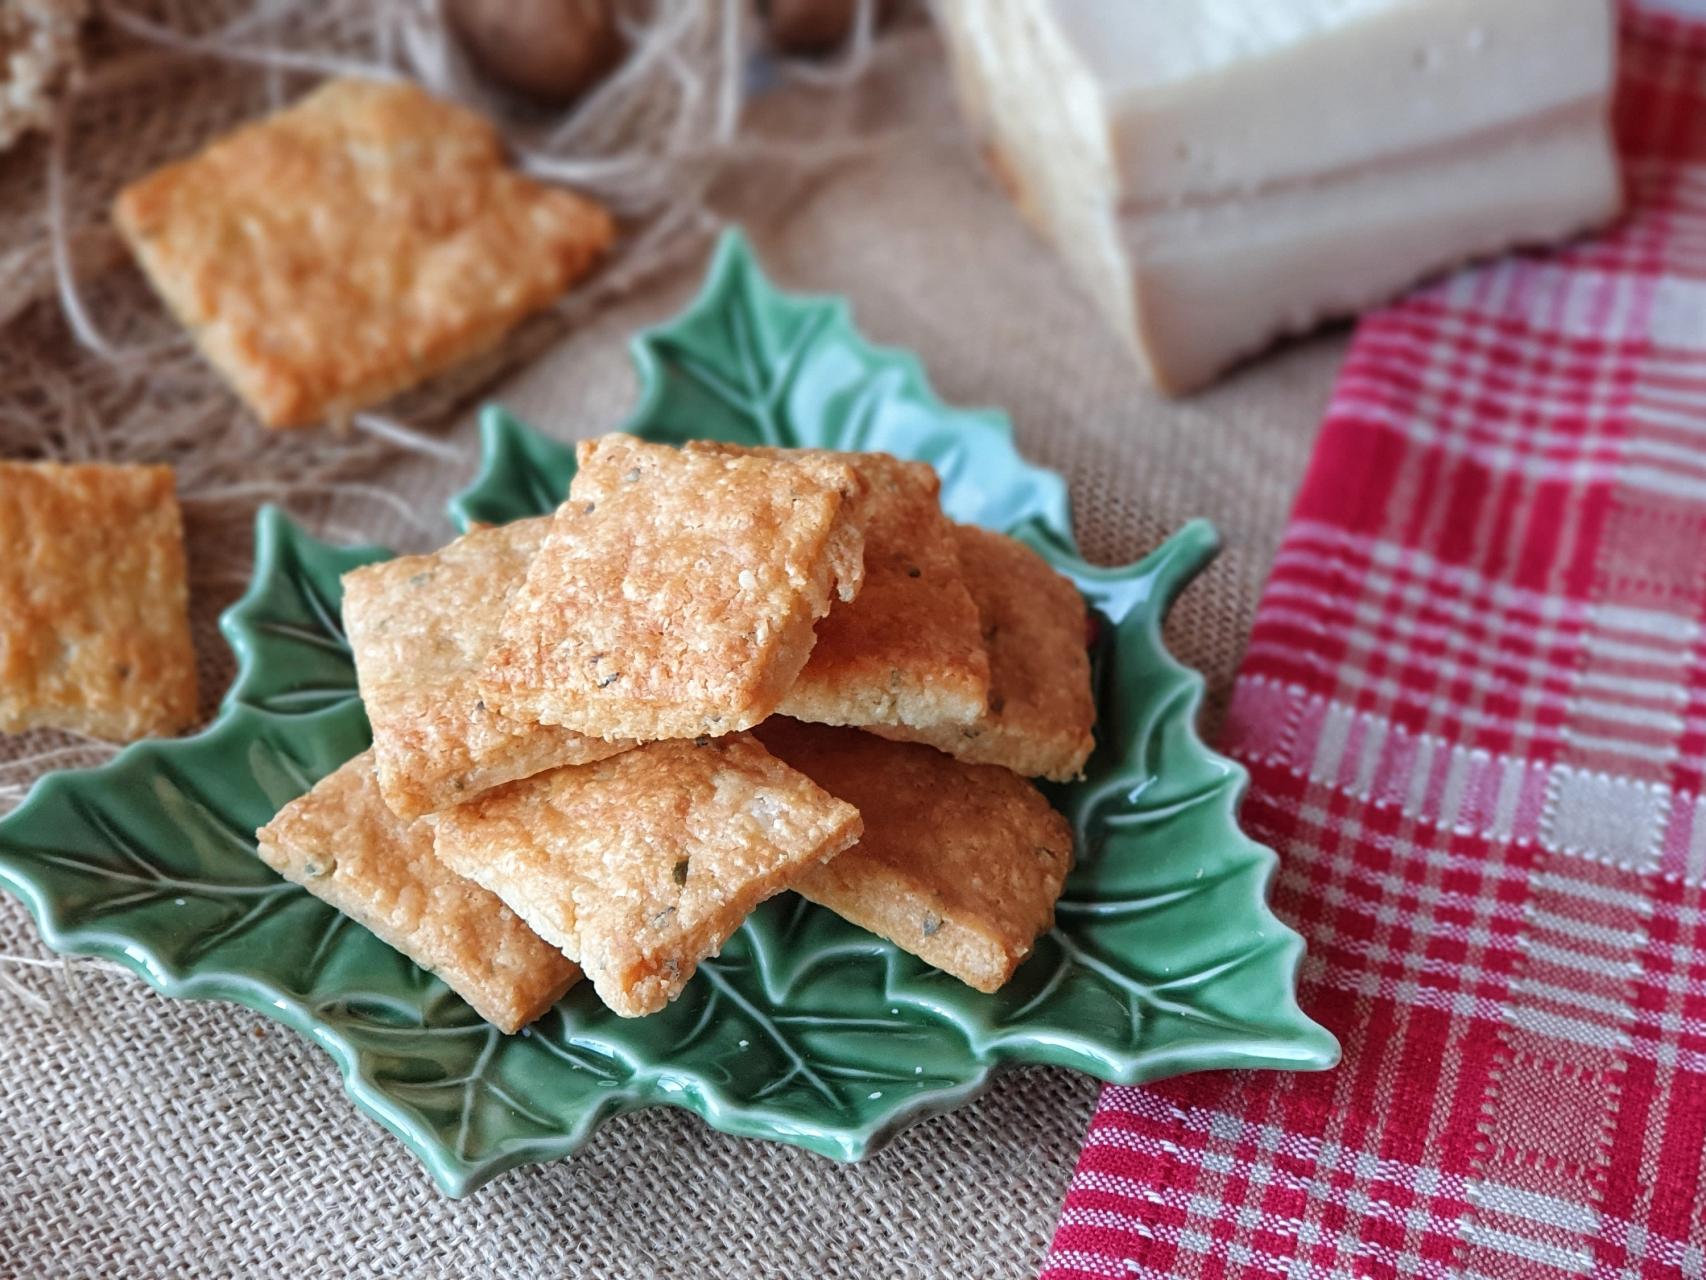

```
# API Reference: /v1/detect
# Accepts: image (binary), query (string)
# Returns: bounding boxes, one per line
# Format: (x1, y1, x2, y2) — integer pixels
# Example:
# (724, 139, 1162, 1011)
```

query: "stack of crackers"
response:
(258, 434, 1096, 1031)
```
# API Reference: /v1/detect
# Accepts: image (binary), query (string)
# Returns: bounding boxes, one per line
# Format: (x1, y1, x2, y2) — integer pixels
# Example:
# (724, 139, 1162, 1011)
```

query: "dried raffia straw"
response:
(0, 954, 137, 1013)
(350, 413, 472, 465)
(0, 723, 120, 811)
(774, 0, 881, 89)
(0, 969, 53, 1015)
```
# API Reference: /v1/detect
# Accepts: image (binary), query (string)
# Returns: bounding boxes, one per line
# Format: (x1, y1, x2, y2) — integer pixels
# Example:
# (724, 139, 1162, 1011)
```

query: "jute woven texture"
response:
(0, 22, 1343, 1279)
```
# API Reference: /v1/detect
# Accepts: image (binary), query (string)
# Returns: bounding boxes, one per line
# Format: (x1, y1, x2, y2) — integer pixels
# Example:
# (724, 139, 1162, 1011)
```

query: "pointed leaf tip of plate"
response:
(452, 406, 578, 531)
(1144, 518, 1224, 607)
(696, 226, 784, 314)
(707, 223, 760, 283)
(216, 506, 389, 718)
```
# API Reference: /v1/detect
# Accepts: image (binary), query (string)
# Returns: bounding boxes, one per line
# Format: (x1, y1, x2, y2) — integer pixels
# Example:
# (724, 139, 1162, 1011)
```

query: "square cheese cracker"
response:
(756, 718, 1072, 993)
(256, 750, 579, 1034)
(342, 516, 633, 821)
(480, 435, 868, 742)
(687, 444, 989, 734)
(871, 524, 1094, 780)
(0, 461, 196, 741)
(427, 734, 862, 1017)
(113, 78, 614, 429)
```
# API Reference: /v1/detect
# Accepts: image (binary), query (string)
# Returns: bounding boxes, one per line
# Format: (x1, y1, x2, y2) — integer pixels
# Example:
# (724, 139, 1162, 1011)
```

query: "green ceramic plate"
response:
(0, 232, 1337, 1195)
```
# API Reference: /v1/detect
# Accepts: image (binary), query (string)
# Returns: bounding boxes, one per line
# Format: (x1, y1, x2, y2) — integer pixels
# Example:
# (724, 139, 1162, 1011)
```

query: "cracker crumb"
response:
(0, 1, 85, 153)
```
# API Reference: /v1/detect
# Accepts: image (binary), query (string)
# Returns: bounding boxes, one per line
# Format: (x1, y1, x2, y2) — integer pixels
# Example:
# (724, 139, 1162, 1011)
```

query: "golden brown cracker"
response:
(427, 734, 862, 1017)
(0, 461, 196, 742)
(687, 444, 990, 733)
(756, 718, 1072, 993)
(114, 78, 614, 429)
(479, 435, 868, 742)
(256, 750, 579, 1033)
(342, 517, 632, 820)
(872, 524, 1094, 780)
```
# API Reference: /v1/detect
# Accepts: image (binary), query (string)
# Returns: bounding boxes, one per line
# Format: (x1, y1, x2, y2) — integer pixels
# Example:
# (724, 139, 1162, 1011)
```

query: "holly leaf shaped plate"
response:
(0, 231, 1337, 1195)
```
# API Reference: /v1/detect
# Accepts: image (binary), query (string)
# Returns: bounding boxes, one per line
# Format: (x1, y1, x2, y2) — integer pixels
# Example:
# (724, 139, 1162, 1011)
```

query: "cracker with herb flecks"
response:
(113, 78, 614, 429)
(426, 734, 862, 1017)
(479, 435, 869, 743)
(256, 750, 579, 1034)
(686, 443, 990, 734)
(342, 516, 634, 821)
(0, 461, 196, 742)
(870, 523, 1094, 781)
(756, 718, 1072, 993)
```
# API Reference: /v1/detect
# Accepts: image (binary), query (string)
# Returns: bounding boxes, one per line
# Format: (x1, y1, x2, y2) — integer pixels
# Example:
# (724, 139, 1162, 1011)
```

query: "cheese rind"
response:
(938, 0, 1623, 392)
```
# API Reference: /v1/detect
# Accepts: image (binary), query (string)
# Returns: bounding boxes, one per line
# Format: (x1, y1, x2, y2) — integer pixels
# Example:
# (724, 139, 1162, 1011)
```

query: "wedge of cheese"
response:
(937, 0, 1623, 393)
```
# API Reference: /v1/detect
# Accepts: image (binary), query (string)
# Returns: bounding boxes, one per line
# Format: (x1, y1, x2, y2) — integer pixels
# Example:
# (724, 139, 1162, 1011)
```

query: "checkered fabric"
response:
(1043, 8, 1706, 1279)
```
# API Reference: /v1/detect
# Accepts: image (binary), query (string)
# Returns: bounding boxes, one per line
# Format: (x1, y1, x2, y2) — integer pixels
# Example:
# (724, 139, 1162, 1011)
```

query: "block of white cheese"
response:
(936, 0, 1623, 393)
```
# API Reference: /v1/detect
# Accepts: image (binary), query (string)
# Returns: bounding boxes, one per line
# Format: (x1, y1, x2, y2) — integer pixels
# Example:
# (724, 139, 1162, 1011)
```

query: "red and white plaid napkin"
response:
(1044, 8, 1706, 1278)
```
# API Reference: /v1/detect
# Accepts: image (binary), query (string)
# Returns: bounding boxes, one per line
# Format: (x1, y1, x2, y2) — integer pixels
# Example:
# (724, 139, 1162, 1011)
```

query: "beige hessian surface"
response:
(0, 32, 1344, 1280)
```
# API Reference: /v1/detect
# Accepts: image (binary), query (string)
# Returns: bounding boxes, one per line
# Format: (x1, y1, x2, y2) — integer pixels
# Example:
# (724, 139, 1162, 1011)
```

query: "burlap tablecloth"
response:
(0, 28, 1345, 1278)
